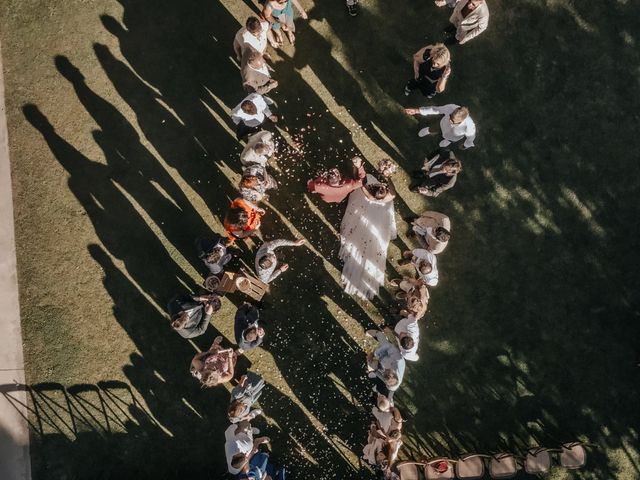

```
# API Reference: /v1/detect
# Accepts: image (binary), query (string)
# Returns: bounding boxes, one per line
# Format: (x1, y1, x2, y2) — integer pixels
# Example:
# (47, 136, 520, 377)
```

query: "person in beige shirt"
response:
(437, 0, 489, 45)
(411, 210, 451, 254)
(241, 50, 278, 95)
(240, 130, 275, 168)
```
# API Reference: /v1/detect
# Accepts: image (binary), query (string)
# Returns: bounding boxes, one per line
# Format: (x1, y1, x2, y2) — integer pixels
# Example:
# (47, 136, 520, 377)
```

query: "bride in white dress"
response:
(339, 164, 397, 300)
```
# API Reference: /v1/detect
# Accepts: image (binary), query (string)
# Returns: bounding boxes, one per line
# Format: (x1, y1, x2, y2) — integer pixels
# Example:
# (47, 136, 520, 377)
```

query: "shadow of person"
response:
(90, 37, 240, 222)
(87, 242, 235, 475)
(23, 104, 198, 303)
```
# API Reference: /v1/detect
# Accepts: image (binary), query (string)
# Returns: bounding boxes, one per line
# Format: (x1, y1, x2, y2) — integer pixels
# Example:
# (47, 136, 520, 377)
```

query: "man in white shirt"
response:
(230, 93, 277, 140)
(240, 130, 275, 168)
(233, 17, 270, 61)
(224, 422, 254, 475)
(392, 316, 420, 361)
(225, 421, 271, 475)
(398, 248, 439, 286)
(405, 104, 476, 149)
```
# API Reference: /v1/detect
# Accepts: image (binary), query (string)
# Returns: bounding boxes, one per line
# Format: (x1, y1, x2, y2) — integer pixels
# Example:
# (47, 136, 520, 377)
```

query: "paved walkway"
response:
(0, 40, 32, 480)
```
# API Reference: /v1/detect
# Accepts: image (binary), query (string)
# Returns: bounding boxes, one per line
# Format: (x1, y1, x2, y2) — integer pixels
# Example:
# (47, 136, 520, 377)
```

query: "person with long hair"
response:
(190, 336, 238, 388)
(405, 43, 451, 98)
(228, 372, 265, 424)
(412, 150, 462, 196)
(307, 156, 366, 203)
(167, 292, 221, 339)
(224, 198, 266, 243)
(340, 160, 398, 300)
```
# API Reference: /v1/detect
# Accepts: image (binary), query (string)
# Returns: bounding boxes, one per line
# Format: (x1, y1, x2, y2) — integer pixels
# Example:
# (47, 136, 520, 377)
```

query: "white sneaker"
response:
(365, 329, 378, 338)
(418, 127, 431, 137)
(252, 427, 261, 435)
(439, 139, 451, 147)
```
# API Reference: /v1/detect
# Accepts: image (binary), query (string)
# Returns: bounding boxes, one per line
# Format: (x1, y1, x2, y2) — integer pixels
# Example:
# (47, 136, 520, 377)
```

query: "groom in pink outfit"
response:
(307, 156, 366, 203)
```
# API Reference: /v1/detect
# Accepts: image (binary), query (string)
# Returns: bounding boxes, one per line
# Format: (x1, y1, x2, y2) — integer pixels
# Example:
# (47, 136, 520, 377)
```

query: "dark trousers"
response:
(444, 23, 458, 45)
(236, 121, 262, 141)
(405, 77, 437, 98)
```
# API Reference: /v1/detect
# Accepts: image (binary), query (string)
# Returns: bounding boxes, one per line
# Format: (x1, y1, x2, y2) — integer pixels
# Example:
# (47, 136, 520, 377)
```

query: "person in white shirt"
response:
(224, 421, 254, 475)
(233, 17, 270, 61)
(404, 104, 476, 149)
(401, 248, 439, 286)
(438, 0, 490, 45)
(255, 238, 305, 283)
(395, 248, 439, 286)
(230, 93, 277, 140)
(240, 130, 275, 168)
(392, 316, 420, 361)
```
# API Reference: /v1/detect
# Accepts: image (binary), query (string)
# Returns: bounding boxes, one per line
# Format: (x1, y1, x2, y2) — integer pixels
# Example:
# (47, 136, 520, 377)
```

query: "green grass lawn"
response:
(2, 0, 640, 478)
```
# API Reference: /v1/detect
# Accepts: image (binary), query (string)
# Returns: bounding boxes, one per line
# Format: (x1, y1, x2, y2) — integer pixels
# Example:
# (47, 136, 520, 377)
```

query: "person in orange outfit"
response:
(224, 198, 266, 243)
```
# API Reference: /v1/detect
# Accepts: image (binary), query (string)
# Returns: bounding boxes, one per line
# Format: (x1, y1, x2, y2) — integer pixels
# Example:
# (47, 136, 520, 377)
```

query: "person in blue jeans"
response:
(237, 451, 286, 480)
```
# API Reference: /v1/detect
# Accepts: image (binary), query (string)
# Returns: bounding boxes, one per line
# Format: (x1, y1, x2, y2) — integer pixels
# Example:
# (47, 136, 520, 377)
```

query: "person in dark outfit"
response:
(411, 150, 462, 196)
(195, 235, 233, 275)
(167, 293, 221, 339)
(405, 43, 451, 98)
(234, 302, 265, 352)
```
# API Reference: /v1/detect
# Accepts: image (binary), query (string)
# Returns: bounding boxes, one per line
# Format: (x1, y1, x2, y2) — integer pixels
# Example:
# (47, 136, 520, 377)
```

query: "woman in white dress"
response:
(339, 162, 397, 300)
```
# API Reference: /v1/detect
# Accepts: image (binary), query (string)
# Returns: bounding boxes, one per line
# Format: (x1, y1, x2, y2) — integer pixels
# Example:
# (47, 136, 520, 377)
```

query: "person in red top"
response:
(224, 198, 265, 243)
(307, 156, 366, 203)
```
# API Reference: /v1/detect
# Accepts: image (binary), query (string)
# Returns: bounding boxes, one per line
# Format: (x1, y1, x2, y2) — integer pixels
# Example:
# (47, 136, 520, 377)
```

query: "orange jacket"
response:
(224, 198, 264, 242)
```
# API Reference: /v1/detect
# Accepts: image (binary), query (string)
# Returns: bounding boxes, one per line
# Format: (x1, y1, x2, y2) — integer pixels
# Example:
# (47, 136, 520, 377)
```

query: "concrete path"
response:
(0, 40, 32, 480)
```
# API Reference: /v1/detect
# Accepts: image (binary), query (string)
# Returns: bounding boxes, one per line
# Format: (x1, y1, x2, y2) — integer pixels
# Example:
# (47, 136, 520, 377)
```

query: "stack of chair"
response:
(394, 441, 593, 479)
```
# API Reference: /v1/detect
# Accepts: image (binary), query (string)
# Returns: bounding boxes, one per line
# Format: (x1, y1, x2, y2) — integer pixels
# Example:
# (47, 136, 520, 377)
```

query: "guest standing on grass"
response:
(225, 422, 256, 475)
(167, 293, 221, 339)
(231, 93, 278, 140)
(190, 336, 237, 387)
(404, 104, 476, 149)
(241, 130, 275, 168)
(228, 372, 265, 423)
(392, 316, 420, 361)
(438, 0, 489, 45)
(236, 449, 286, 480)
(396, 277, 429, 320)
(224, 198, 266, 243)
(238, 165, 278, 203)
(345, 0, 360, 17)
(262, 0, 308, 47)
(307, 156, 366, 203)
(398, 248, 439, 287)
(234, 302, 265, 352)
(411, 210, 451, 254)
(405, 43, 451, 98)
(241, 50, 278, 95)
(233, 16, 271, 60)
(227, 421, 271, 476)
(255, 238, 305, 283)
(196, 236, 233, 275)
(411, 150, 462, 196)
(366, 330, 406, 400)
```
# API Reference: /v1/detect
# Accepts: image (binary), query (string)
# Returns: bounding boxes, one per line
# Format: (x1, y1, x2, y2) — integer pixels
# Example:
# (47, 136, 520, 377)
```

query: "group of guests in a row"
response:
(162, 6, 318, 478)
(360, 211, 451, 478)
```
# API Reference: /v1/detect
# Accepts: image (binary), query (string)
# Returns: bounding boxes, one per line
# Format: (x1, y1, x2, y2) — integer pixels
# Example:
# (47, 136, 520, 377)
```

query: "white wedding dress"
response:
(339, 174, 397, 300)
